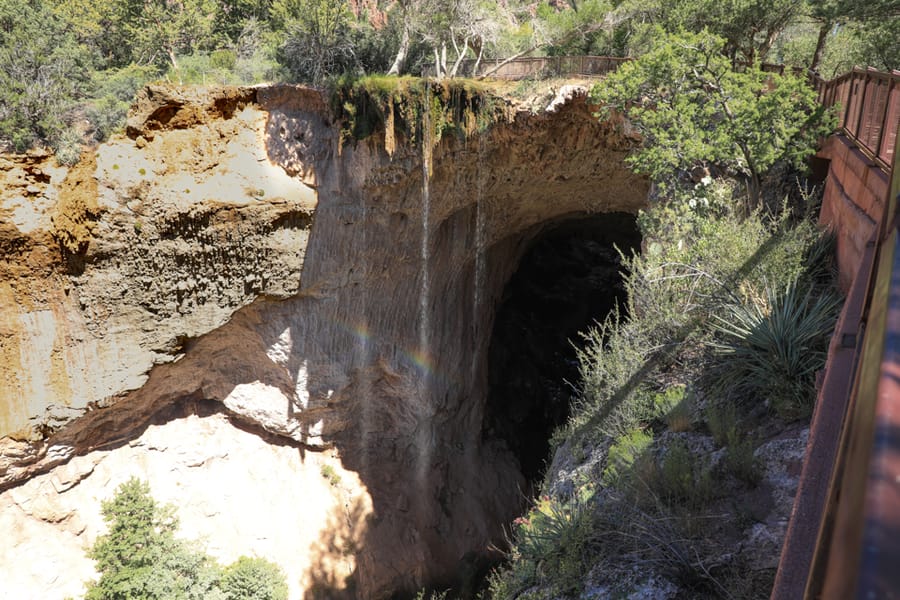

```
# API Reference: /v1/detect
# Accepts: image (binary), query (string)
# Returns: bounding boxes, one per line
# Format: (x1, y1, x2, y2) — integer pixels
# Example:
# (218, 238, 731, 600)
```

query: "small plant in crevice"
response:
(488, 494, 596, 599)
(640, 440, 715, 510)
(705, 401, 762, 486)
(652, 385, 692, 432)
(320, 463, 341, 487)
(724, 437, 762, 486)
(602, 427, 654, 487)
(705, 400, 741, 448)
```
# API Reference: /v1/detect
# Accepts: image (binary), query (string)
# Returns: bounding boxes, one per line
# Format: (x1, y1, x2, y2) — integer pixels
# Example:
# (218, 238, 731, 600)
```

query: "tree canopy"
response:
(591, 29, 835, 208)
(0, 0, 893, 157)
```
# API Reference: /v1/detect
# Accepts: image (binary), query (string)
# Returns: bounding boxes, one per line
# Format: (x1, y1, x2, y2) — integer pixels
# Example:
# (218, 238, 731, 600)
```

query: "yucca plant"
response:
(709, 280, 841, 420)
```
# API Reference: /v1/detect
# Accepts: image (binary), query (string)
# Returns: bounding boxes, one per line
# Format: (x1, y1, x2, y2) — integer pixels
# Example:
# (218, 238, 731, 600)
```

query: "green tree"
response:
(128, 0, 219, 70)
(276, 0, 355, 83)
(221, 556, 288, 600)
(85, 478, 224, 600)
(614, 0, 806, 64)
(213, 0, 273, 42)
(591, 29, 833, 208)
(0, 0, 90, 152)
(807, 0, 900, 72)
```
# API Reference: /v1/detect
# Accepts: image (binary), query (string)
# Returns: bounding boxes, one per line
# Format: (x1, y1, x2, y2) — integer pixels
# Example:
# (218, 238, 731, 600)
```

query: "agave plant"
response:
(709, 280, 841, 420)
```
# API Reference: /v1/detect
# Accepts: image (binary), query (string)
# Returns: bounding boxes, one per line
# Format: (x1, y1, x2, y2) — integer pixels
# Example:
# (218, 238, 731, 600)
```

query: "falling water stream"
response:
(417, 83, 434, 491)
(358, 186, 372, 477)
(472, 136, 487, 379)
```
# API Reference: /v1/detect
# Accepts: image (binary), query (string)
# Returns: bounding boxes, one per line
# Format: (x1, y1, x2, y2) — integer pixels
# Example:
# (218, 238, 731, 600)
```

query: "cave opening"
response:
(484, 213, 642, 484)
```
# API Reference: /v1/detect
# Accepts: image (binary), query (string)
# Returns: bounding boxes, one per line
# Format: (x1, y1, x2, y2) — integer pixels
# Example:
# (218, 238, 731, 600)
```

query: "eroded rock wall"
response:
(0, 83, 648, 598)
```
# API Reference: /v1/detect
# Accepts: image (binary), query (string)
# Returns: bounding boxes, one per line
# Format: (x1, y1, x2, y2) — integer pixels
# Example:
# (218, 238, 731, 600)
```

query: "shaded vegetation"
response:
(488, 174, 840, 597)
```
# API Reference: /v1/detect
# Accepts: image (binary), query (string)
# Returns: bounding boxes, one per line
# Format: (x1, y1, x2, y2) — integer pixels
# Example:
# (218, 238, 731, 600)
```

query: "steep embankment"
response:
(0, 81, 647, 598)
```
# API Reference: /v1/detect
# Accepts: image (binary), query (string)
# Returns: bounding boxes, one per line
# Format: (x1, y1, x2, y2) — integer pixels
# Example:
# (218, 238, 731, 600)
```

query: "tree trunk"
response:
(387, 26, 410, 75)
(746, 169, 762, 212)
(810, 21, 831, 74)
(448, 35, 469, 78)
(471, 39, 484, 77)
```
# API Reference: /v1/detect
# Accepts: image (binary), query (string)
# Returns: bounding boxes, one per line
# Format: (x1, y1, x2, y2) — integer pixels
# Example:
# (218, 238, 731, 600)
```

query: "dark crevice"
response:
(484, 212, 641, 483)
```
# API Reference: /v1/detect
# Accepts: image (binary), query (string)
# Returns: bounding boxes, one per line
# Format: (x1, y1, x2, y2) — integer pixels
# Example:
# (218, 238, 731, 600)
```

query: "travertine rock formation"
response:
(0, 82, 648, 598)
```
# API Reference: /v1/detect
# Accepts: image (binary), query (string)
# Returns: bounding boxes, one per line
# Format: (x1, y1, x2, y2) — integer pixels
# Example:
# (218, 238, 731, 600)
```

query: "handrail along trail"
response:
(774, 67, 900, 599)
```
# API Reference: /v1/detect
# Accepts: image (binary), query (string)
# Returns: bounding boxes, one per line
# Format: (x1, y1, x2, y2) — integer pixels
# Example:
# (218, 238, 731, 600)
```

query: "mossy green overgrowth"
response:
(602, 427, 653, 486)
(329, 75, 509, 155)
(320, 464, 341, 487)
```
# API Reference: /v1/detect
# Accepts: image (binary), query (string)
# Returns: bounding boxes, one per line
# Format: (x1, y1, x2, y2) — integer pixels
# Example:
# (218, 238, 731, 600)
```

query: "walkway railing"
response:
(774, 67, 900, 599)
(814, 68, 900, 170)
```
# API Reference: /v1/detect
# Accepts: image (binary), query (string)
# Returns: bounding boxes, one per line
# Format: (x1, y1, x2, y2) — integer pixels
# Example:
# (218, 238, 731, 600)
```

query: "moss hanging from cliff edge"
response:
(330, 76, 513, 156)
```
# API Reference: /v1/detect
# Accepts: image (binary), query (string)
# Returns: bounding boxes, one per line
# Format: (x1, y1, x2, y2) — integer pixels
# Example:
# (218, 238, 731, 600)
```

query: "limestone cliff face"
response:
(0, 82, 647, 598)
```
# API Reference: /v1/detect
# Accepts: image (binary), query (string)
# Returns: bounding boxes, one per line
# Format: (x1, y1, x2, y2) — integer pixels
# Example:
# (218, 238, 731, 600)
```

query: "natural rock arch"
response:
(0, 84, 649, 598)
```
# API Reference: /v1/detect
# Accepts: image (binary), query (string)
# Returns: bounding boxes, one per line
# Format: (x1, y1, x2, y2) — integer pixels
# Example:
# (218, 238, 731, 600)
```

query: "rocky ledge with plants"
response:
(485, 31, 841, 600)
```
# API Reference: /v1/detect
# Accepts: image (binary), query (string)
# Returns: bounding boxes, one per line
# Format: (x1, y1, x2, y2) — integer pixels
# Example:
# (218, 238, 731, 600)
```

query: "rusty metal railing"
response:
(773, 68, 900, 599)
(811, 120, 900, 600)
(814, 68, 900, 171)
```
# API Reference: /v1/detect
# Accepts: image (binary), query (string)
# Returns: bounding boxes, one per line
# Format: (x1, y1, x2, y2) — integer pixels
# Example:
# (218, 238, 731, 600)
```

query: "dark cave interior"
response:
(484, 212, 642, 484)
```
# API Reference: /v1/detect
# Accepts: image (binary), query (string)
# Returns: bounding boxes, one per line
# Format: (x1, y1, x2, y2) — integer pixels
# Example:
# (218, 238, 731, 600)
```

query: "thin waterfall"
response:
(417, 82, 434, 490)
(358, 191, 371, 477)
(473, 134, 487, 379)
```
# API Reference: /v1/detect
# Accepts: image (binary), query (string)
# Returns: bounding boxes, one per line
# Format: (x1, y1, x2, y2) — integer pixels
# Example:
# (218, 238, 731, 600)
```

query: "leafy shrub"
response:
(211, 49, 238, 70)
(0, 0, 90, 152)
(709, 280, 841, 420)
(88, 64, 159, 142)
(221, 557, 288, 600)
(277, 1, 356, 84)
(53, 128, 83, 166)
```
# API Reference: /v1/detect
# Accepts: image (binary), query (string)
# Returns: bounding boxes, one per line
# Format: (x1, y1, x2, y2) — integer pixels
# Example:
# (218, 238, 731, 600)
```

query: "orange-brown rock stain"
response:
(52, 151, 100, 261)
